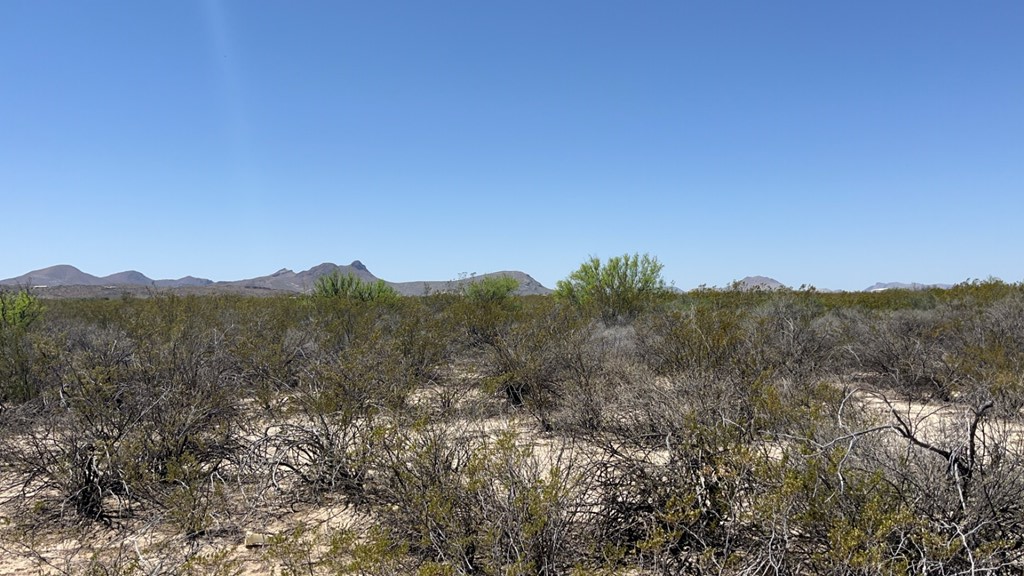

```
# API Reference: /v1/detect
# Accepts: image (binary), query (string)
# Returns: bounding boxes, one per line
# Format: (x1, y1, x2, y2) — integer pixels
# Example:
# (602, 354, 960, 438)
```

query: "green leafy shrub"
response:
(0, 289, 42, 328)
(555, 253, 669, 323)
(463, 275, 520, 304)
(312, 272, 400, 304)
(0, 290, 44, 405)
(448, 282, 524, 352)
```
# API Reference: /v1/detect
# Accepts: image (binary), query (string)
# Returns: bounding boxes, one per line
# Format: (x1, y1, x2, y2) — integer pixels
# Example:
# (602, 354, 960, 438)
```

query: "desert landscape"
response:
(6, 1, 1019, 573)
(2, 255, 1023, 575)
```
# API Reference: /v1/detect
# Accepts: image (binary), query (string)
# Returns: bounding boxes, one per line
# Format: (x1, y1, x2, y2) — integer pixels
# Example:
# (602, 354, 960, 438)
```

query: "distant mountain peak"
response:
(221, 261, 380, 292)
(1, 265, 102, 287)
(154, 276, 213, 288)
(102, 270, 154, 285)
(350, 260, 367, 271)
(733, 275, 787, 291)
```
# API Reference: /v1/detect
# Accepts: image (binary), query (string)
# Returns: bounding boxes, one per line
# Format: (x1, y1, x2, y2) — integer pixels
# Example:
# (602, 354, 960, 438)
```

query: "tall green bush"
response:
(463, 275, 520, 304)
(555, 253, 668, 322)
(0, 290, 43, 405)
(312, 272, 400, 304)
(457, 276, 523, 349)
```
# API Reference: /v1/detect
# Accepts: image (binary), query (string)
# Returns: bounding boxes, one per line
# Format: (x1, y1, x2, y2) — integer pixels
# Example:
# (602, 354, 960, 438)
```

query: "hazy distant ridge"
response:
(220, 261, 552, 296)
(0, 265, 212, 288)
(865, 281, 953, 292)
(1, 264, 964, 295)
(217, 261, 379, 292)
(389, 271, 551, 296)
(1, 261, 551, 296)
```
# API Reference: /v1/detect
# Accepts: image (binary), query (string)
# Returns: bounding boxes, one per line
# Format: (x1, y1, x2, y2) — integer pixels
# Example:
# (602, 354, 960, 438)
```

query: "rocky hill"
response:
(0, 265, 212, 289)
(733, 275, 787, 290)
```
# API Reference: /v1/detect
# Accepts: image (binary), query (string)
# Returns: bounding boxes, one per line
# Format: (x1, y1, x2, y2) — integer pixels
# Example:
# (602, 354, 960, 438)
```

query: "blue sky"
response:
(2, 1, 1021, 290)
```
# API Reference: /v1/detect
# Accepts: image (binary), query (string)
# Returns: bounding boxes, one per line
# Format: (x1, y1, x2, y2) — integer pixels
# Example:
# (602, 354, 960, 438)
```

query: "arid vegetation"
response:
(2, 263, 1024, 575)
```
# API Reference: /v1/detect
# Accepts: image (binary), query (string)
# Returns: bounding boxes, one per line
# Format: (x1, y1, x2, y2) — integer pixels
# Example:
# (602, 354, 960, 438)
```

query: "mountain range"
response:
(0, 262, 552, 296)
(0, 264, 214, 289)
(1, 264, 965, 296)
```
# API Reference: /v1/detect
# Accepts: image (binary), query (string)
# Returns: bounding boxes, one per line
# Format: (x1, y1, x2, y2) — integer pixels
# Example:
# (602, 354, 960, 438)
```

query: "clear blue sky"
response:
(2, 1, 1021, 290)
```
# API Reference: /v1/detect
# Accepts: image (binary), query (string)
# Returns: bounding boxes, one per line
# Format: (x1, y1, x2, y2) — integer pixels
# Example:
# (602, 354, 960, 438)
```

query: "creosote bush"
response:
(2, 277, 1024, 574)
(370, 424, 589, 575)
